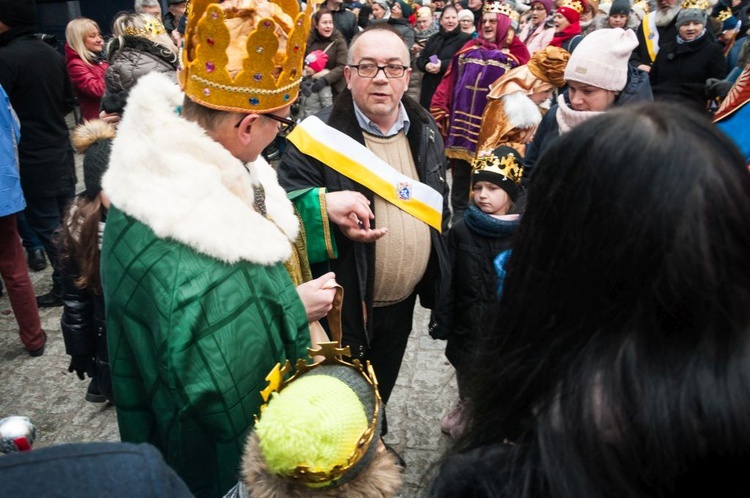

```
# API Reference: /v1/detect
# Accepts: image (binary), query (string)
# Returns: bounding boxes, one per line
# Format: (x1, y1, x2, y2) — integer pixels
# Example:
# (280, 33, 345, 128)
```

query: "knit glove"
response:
(311, 78, 329, 93)
(68, 355, 96, 380)
(300, 78, 314, 97)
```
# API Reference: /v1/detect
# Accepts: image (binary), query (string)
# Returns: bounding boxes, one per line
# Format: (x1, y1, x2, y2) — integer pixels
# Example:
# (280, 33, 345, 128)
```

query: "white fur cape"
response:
(102, 72, 299, 265)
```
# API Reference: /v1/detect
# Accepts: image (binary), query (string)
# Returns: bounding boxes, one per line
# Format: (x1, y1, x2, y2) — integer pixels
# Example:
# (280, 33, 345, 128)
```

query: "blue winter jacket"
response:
(0, 84, 24, 217)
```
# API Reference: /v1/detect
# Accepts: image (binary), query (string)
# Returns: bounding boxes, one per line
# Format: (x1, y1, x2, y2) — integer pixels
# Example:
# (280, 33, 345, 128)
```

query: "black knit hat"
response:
(71, 120, 116, 200)
(83, 139, 113, 200)
(471, 146, 524, 202)
(610, 0, 631, 16)
(0, 0, 37, 28)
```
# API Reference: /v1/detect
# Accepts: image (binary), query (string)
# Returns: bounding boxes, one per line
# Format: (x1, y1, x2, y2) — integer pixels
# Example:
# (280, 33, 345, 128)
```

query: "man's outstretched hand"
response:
(326, 190, 388, 243)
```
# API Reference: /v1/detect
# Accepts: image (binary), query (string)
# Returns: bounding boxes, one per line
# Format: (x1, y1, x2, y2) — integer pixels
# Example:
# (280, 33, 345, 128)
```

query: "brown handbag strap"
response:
(326, 284, 344, 346)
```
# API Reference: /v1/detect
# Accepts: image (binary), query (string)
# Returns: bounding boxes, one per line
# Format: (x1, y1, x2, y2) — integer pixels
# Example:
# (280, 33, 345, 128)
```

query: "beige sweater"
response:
(364, 132, 431, 307)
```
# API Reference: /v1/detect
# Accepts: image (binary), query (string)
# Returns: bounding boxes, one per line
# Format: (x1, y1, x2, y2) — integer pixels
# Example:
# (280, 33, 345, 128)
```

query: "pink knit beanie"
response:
(563, 28, 638, 92)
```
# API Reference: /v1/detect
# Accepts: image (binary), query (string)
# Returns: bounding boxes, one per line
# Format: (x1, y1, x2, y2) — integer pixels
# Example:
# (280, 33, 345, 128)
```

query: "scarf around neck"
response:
(554, 93, 603, 134)
(464, 204, 520, 238)
(549, 23, 581, 47)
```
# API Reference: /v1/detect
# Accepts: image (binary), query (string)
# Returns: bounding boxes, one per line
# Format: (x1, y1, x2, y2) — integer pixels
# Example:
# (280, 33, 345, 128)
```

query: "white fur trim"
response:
(102, 72, 299, 265)
(502, 91, 543, 129)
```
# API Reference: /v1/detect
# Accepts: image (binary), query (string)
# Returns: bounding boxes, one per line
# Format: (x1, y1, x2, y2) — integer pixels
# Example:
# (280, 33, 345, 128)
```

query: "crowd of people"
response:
(1, 0, 750, 496)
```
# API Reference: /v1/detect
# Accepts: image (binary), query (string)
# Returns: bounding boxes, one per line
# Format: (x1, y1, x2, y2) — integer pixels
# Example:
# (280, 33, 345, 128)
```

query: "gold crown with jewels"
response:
(560, 0, 585, 14)
(123, 16, 167, 37)
(717, 7, 734, 21)
(178, 0, 312, 113)
(680, 0, 709, 10)
(483, 1, 514, 17)
(472, 150, 524, 185)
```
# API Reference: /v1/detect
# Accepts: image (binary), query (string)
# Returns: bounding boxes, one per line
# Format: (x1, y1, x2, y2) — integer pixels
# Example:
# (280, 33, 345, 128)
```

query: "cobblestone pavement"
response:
(0, 270, 457, 497)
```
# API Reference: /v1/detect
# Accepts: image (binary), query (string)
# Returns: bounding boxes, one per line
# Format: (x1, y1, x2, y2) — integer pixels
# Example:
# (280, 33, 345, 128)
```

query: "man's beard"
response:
(655, 5, 680, 26)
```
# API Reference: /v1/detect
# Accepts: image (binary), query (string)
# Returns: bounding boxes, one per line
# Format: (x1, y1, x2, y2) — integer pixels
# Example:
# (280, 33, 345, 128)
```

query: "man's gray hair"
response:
(134, 0, 161, 14)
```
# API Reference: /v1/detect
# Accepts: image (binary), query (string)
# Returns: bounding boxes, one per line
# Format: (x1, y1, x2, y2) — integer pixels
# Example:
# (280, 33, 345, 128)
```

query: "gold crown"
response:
(680, 0, 709, 10)
(472, 150, 524, 185)
(123, 17, 167, 37)
(178, 0, 312, 113)
(717, 8, 734, 21)
(560, 0, 585, 14)
(483, 1, 515, 18)
(632, 0, 650, 14)
(257, 342, 382, 486)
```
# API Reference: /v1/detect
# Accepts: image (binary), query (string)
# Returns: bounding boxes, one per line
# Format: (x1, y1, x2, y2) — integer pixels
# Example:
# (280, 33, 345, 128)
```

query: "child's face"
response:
(473, 181, 512, 216)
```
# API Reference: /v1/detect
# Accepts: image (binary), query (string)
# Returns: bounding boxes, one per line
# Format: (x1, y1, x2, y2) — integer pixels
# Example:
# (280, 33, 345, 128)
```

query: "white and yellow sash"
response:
(643, 13, 660, 62)
(287, 116, 444, 232)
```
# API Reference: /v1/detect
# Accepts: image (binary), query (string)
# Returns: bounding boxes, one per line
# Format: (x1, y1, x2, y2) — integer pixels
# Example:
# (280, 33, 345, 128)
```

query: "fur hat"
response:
(72, 120, 117, 200)
(609, 0, 630, 15)
(676, 7, 707, 27)
(472, 146, 524, 202)
(563, 27, 638, 92)
(0, 0, 37, 28)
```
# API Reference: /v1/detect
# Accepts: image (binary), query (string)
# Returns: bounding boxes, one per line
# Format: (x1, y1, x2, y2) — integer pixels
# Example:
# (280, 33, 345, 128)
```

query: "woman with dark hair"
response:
(429, 102, 750, 497)
(416, 5, 471, 108)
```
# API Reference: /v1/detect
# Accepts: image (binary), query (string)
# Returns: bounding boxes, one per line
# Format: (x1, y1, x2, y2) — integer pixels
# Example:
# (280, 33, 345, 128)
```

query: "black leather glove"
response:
(311, 78, 328, 93)
(706, 78, 733, 100)
(68, 355, 96, 380)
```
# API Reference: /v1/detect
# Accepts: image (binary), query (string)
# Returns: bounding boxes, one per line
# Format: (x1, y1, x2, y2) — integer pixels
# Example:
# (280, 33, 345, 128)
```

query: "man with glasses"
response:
(279, 24, 450, 465)
(97, 2, 348, 496)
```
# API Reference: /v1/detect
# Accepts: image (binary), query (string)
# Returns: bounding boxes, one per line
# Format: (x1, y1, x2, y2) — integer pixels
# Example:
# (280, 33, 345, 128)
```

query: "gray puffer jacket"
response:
(101, 36, 178, 114)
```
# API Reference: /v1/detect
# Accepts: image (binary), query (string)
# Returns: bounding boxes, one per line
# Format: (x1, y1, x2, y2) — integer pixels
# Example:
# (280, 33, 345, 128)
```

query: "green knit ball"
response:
(256, 375, 368, 476)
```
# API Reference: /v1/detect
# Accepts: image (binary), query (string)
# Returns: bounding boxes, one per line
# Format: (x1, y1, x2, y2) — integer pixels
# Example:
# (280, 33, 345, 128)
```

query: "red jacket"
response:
(65, 43, 108, 121)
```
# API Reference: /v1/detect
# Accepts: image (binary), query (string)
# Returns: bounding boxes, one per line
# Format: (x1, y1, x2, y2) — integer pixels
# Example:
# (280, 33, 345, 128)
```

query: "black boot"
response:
(27, 248, 47, 272)
(36, 290, 63, 308)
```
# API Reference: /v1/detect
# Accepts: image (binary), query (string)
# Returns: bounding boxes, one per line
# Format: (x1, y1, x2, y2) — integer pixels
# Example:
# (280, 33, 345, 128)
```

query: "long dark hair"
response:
(439, 103, 750, 496)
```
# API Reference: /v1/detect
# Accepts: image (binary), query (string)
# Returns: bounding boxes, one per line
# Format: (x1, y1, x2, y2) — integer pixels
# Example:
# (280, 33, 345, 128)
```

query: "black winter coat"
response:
(278, 90, 451, 358)
(0, 28, 76, 198)
(631, 17, 678, 68)
(416, 28, 472, 109)
(650, 33, 727, 113)
(430, 212, 518, 370)
(60, 249, 112, 402)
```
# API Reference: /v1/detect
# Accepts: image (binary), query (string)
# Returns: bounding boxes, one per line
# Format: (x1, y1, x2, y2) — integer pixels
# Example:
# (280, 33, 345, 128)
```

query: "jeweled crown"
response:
(680, 0, 709, 10)
(123, 17, 167, 37)
(717, 8, 734, 22)
(178, 0, 312, 113)
(472, 151, 524, 185)
(483, 1, 515, 18)
(560, 0, 585, 14)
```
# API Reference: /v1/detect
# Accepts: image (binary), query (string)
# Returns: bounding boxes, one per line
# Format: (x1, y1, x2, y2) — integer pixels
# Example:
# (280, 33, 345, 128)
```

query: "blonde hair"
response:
(65, 18, 101, 66)
(108, 12, 178, 59)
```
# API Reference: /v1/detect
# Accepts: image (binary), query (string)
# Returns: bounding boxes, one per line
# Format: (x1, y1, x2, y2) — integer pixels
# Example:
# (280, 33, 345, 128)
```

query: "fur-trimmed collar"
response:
(502, 91, 542, 129)
(102, 72, 299, 265)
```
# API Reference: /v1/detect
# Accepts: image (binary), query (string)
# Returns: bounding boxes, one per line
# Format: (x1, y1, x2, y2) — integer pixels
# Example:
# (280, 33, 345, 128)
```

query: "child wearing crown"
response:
(429, 145, 524, 439)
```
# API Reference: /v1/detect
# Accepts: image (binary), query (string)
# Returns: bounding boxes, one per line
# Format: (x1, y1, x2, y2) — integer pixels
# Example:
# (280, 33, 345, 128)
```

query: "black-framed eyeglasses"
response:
(348, 63, 409, 79)
(234, 113, 296, 133)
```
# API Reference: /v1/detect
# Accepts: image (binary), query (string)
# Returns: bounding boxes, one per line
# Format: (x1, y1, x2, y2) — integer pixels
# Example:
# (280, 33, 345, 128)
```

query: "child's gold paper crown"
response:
(178, 0, 312, 113)
(680, 0, 709, 10)
(123, 17, 167, 37)
(483, 1, 515, 18)
(472, 150, 524, 185)
(560, 0, 585, 14)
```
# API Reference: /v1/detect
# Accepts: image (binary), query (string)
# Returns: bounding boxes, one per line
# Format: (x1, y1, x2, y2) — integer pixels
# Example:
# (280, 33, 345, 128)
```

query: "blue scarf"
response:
(463, 204, 520, 238)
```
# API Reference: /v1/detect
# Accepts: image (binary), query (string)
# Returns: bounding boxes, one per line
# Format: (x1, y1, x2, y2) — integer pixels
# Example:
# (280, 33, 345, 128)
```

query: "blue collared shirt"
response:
(353, 101, 411, 137)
